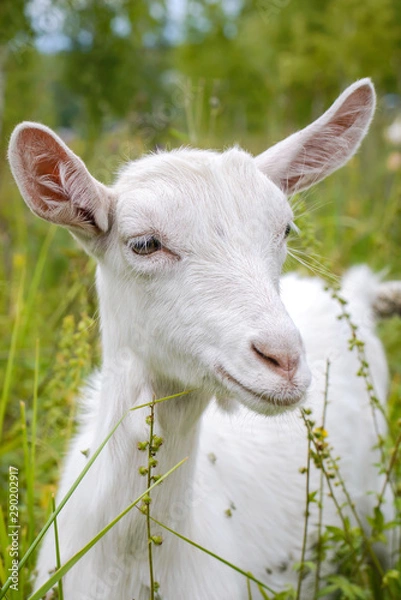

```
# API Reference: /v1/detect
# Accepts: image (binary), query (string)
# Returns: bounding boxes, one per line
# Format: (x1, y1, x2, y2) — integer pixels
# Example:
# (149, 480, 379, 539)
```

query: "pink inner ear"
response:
(324, 84, 373, 135)
(10, 123, 111, 235)
(283, 84, 373, 192)
(18, 128, 71, 211)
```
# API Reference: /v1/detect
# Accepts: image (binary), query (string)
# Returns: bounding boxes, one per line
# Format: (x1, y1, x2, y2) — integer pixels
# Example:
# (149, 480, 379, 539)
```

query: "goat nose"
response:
(251, 342, 300, 380)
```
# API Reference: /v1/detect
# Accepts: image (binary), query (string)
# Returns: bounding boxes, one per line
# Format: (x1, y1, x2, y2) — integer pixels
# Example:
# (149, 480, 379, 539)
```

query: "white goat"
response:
(8, 79, 400, 600)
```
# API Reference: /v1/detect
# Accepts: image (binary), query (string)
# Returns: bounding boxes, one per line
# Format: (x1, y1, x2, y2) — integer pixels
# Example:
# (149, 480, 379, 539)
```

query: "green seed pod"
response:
(151, 535, 163, 545)
(151, 435, 164, 450)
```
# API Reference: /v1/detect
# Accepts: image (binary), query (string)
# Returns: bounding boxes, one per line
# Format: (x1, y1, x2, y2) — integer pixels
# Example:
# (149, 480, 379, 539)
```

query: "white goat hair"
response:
(8, 79, 399, 600)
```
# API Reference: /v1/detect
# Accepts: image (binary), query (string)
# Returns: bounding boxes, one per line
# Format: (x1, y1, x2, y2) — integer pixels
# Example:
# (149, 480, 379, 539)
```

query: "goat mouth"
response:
(215, 365, 301, 408)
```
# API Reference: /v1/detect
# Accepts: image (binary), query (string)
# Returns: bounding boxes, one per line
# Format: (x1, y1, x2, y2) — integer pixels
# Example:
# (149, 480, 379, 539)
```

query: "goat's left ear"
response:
(8, 122, 114, 246)
(255, 78, 376, 194)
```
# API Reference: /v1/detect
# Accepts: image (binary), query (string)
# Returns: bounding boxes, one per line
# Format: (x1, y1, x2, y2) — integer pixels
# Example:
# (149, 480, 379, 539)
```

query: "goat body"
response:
(8, 79, 398, 599)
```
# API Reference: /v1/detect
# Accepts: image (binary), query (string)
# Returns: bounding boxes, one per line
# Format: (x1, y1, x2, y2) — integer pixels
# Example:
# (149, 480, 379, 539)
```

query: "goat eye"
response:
(130, 236, 162, 255)
(284, 224, 292, 238)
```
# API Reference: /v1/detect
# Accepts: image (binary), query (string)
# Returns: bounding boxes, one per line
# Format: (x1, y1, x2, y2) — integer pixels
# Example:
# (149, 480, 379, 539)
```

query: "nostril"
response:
(253, 345, 280, 368)
(265, 355, 281, 369)
(251, 343, 299, 380)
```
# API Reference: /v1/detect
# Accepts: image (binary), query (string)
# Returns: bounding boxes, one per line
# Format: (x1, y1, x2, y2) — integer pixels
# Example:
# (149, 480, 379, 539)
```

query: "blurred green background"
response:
(1, 0, 401, 597)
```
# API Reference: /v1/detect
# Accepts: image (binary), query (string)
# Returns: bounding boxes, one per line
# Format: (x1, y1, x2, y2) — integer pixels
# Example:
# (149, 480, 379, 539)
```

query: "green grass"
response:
(1, 119, 401, 599)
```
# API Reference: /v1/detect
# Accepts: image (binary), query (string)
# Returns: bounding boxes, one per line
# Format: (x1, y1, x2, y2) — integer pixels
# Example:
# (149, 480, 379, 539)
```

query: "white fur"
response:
(8, 79, 394, 599)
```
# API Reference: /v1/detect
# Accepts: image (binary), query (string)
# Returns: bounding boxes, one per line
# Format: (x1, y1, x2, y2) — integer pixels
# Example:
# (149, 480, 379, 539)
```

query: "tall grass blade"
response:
(149, 516, 276, 595)
(28, 340, 40, 547)
(0, 267, 25, 441)
(247, 576, 253, 600)
(296, 431, 312, 600)
(20, 227, 56, 338)
(28, 459, 187, 600)
(51, 495, 64, 600)
(20, 400, 35, 547)
(0, 507, 8, 584)
(0, 390, 191, 598)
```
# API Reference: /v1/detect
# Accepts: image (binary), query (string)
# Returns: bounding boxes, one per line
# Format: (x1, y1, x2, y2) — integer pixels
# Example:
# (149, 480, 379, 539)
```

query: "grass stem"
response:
(51, 494, 64, 600)
(296, 428, 312, 599)
(314, 359, 330, 596)
(149, 516, 276, 595)
(147, 397, 156, 600)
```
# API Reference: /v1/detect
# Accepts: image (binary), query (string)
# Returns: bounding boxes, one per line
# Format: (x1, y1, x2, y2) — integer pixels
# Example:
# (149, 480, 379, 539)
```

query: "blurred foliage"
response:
(60, 0, 170, 150)
(0, 0, 400, 150)
(0, 0, 33, 142)
(176, 0, 401, 139)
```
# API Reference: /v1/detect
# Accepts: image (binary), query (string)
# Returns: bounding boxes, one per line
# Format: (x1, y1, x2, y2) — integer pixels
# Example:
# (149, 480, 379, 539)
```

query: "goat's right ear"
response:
(255, 79, 376, 194)
(8, 122, 114, 245)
